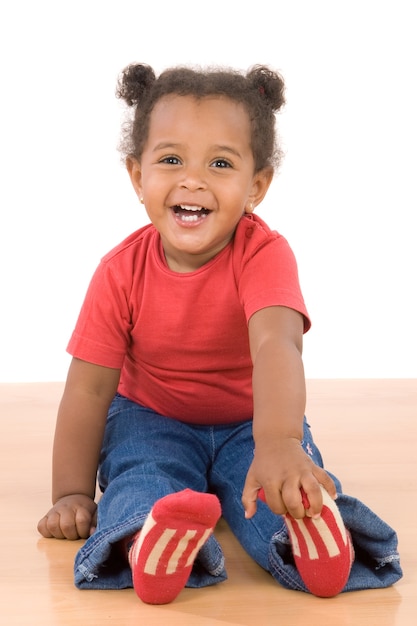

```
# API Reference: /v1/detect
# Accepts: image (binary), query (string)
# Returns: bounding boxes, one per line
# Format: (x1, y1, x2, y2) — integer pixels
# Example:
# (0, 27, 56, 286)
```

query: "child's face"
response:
(127, 95, 272, 272)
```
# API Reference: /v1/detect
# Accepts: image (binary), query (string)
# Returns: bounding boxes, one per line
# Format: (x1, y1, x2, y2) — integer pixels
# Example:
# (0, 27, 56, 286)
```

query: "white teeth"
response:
(180, 213, 208, 222)
(173, 204, 209, 222)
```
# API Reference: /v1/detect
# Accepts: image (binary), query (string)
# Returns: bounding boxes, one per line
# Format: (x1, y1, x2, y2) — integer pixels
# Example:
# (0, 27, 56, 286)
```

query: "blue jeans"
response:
(74, 394, 402, 592)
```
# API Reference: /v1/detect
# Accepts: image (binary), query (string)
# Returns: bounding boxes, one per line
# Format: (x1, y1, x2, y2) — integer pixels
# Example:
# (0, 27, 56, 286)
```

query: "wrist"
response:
(53, 492, 95, 506)
(254, 432, 302, 444)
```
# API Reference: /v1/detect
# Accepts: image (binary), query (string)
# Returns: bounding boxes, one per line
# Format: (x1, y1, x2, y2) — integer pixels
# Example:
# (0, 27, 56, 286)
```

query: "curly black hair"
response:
(116, 63, 286, 173)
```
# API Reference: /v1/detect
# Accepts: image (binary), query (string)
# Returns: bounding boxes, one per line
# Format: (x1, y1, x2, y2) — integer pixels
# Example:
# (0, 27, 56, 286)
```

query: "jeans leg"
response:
(74, 396, 227, 589)
(209, 420, 281, 571)
(300, 418, 342, 493)
(209, 418, 342, 574)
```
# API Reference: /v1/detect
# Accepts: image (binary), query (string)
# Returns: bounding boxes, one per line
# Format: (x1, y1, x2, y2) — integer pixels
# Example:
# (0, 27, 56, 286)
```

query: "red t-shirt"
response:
(67, 214, 310, 424)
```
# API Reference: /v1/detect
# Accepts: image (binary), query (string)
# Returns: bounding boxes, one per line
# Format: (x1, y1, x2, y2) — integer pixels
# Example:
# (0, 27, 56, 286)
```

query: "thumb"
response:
(242, 476, 261, 520)
(89, 509, 98, 535)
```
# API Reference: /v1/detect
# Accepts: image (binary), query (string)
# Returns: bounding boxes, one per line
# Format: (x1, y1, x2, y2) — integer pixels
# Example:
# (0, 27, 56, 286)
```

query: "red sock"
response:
(284, 487, 353, 597)
(259, 485, 354, 597)
(128, 489, 222, 604)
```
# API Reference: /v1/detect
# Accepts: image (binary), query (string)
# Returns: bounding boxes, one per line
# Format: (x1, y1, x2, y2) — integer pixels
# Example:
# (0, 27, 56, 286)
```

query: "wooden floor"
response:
(1, 380, 415, 625)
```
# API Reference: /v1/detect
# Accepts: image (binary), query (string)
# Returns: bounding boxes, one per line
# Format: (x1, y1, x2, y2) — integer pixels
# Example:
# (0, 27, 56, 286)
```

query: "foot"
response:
(284, 486, 354, 597)
(128, 489, 222, 604)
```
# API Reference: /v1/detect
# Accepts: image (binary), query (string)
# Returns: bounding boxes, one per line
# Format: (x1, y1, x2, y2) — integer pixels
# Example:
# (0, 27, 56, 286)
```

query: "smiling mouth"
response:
(172, 205, 211, 223)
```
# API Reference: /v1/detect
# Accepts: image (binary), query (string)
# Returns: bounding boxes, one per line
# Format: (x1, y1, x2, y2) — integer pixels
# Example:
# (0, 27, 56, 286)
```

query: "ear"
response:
(126, 157, 143, 201)
(246, 167, 274, 213)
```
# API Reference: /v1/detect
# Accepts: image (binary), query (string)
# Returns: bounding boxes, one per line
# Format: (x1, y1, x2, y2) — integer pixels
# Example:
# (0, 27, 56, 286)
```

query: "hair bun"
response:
(116, 63, 156, 107)
(247, 65, 286, 112)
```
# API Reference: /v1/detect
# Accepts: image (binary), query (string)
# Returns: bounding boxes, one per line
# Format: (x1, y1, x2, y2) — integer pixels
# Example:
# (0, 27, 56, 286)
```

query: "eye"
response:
(211, 158, 232, 169)
(160, 155, 182, 165)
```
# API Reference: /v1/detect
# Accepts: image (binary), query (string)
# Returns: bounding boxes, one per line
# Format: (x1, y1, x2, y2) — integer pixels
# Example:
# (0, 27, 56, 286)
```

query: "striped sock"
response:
(284, 486, 354, 597)
(258, 485, 353, 597)
(128, 489, 222, 604)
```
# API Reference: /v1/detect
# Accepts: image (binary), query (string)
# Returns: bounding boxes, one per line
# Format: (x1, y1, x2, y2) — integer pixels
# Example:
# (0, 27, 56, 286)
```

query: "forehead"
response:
(148, 94, 251, 138)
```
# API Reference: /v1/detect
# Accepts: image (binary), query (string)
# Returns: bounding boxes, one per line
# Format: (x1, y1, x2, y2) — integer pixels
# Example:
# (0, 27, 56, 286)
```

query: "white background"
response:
(1, 1, 415, 382)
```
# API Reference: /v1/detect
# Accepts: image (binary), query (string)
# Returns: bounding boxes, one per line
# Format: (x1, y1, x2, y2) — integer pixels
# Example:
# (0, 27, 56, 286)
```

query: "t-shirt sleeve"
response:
(237, 228, 311, 333)
(66, 259, 132, 368)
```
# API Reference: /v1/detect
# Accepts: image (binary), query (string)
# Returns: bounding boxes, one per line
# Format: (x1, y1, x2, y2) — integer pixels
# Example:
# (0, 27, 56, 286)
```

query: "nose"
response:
(179, 163, 207, 191)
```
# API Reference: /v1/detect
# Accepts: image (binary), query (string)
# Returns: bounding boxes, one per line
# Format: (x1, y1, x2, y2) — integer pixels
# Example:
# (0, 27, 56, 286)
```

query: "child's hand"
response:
(37, 494, 97, 540)
(241, 437, 336, 520)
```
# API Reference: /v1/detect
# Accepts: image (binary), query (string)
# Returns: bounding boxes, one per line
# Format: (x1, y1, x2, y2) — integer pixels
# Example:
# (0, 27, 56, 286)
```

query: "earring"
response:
(140, 197, 144, 204)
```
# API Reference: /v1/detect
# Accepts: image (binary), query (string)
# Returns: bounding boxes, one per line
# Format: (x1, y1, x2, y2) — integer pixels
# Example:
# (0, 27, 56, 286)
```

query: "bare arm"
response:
(37, 357, 120, 539)
(241, 306, 336, 520)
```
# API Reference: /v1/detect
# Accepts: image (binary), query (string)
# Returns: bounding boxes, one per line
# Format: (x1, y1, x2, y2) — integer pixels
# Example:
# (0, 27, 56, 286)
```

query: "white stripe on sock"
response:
(288, 502, 347, 560)
(285, 517, 301, 558)
(130, 511, 215, 577)
(294, 519, 319, 559)
(185, 528, 213, 567)
(312, 517, 340, 557)
(166, 529, 197, 574)
(144, 528, 177, 575)
(129, 513, 157, 569)
(321, 488, 348, 543)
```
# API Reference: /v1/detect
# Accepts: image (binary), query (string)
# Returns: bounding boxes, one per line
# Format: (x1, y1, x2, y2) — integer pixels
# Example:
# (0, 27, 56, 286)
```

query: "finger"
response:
(89, 509, 98, 536)
(37, 515, 54, 538)
(280, 481, 306, 519)
(39, 511, 67, 540)
(75, 507, 95, 539)
(242, 491, 258, 519)
(56, 509, 85, 540)
(241, 480, 261, 520)
(257, 487, 286, 515)
(318, 471, 338, 500)
(297, 479, 323, 518)
(303, 471, 338, 518)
